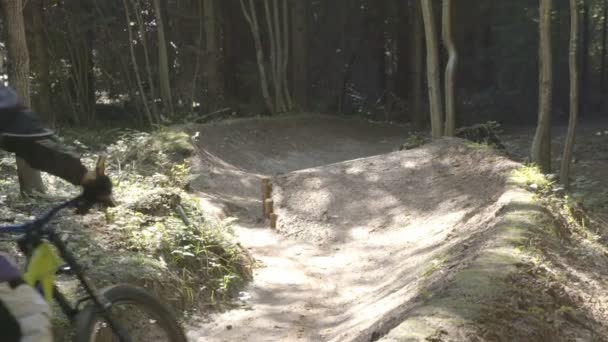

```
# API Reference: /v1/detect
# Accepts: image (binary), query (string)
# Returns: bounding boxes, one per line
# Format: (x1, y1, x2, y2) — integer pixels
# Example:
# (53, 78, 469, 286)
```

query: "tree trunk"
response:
(152, 0, 174, 117)
(290, 0, 308, 109)
(203, 0, 223, 111)
(411, 0, 425, 130)
(123, 0, 154, 126)
(581, 1, 589, 116)
(421, 0, 444, 139)
(190, 0, 205, 108)
(601, 0, 608, 112)
(25, 0, 53, 125)
(281, 0, 293, 111)
(131, 0, 160, 121)
(532, 0, 553, 173)
(442, 0, 457, 136)
(240, 0, 275, 113)
(2, 0, 46, 194)
(560, 0, 580, 187)
(264, 0, 284, 112)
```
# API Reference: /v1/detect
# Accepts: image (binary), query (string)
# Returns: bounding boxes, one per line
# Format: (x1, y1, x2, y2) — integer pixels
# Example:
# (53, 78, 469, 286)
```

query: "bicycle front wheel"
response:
(74, 284, 187, 342)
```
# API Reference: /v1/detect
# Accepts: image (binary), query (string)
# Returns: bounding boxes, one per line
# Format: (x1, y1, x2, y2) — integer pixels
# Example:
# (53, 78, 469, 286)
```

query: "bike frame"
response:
(1, 196, 132, 342)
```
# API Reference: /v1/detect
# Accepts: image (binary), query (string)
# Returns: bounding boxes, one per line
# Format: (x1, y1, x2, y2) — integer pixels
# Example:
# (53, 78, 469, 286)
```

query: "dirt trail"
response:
(183, 116, 531, 341)
(183, 116, 608, 341)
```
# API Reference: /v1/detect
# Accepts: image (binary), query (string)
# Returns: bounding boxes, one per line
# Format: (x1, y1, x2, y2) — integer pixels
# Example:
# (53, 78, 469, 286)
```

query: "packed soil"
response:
(184, 115, 608, 341)
(186, 115, 406, 222)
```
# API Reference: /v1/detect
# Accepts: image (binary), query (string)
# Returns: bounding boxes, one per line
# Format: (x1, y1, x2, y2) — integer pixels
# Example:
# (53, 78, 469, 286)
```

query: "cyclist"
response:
(0, 85, 113, 342)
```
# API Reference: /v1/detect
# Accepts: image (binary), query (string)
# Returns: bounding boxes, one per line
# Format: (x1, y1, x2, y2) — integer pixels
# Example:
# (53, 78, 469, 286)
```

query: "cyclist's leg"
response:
(0, 255, 52, 342)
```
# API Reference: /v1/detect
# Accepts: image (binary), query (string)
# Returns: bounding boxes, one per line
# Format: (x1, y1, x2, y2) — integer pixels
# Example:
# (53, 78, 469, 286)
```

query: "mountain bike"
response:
(1, 195, 188, 342)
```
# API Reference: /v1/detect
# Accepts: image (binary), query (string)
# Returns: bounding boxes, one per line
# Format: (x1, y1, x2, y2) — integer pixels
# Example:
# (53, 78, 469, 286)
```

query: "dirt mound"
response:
(273, 138, 516, 245)
(186, 118, 606, 341)
(189, 114, 406, 175)
(186, 115, 407, 221)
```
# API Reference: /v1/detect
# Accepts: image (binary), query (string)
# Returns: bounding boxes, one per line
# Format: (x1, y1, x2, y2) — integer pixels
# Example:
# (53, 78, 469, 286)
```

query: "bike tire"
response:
(74, 284, 187, 342)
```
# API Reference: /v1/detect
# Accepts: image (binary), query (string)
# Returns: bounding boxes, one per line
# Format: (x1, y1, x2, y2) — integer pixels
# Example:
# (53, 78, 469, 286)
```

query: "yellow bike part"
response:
(23, 241, 63, 303)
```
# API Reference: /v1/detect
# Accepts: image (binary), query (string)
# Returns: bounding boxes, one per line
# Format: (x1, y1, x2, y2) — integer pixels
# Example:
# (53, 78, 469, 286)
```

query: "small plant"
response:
(510, 165, 553, 192)
(456, 121, 505, 149)
(400, 131, 428, 150)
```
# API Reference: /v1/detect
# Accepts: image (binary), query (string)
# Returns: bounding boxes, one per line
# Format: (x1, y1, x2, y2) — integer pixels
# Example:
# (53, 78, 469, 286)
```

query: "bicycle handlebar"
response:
(0, 195, 84, 234)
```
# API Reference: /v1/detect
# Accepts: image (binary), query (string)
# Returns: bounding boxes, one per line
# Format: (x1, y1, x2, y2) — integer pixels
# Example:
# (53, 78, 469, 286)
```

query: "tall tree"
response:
(25, 0, 53, 125)
(262, 0, 292, 112)
(131, 0, 160, 122)
(443, 0, 457, 136)
(241, 0, 292, 114)
(410, 0, 425, 130)
(580, 0, 589, 116)
(264, 0, 285, 112)
(2, 0, 46, 194)
(203, 0, 223, 111)
(532, 0, 553, 173)
(560, 0, 580, 187)
(152, 0, 174, 117)
(123, 0, 155, 126)
(291, 0, 308, 109)
(421, 0, 444, 139)
(240, 0, 274, 113)
(601, 0, 608, 112)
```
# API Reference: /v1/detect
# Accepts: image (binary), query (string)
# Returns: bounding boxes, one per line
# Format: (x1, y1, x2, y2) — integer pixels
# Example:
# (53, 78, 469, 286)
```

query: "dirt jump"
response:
(184, 115, 606, 341)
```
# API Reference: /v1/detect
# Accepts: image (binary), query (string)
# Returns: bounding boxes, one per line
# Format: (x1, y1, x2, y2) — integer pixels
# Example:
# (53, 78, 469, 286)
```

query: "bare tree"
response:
(443, 0, 457, 137)
(25, 0, 53, 125)
(122, 0, 154, 126)
(421, 0, 444, 139)
(203, 0, 224, 110)
(560, 0, 580, 187)
(291, 0, 308, 109)
(280, 0, 293, 110)
(411, 0, 425, 130)
(240, 0, 274, 113)
(152, 0, 174, 117)
(531, 0, 553, 172)
(130, 0, 160, 122)
(241, 0, 292, 114)
(2, 0, 46, 194)
(601, 0, 608, 112)
(264, 0, 285, 112)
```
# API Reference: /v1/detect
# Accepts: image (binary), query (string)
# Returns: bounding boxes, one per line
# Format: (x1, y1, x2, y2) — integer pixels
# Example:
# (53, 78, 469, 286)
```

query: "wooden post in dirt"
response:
(264, 198, 274, 217)
(261, 177, 272, 218)
(261, 177, 277, 229)
(269, 213, 278, 229)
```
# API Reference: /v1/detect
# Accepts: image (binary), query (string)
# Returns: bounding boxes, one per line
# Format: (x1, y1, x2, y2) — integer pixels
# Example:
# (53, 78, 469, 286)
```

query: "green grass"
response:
(509, 165, 553, 191)
(466, 141, 497, 151)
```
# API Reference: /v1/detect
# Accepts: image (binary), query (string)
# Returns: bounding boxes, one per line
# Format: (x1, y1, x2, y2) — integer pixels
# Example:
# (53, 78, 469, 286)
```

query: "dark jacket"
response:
(0, 110, 87, 186)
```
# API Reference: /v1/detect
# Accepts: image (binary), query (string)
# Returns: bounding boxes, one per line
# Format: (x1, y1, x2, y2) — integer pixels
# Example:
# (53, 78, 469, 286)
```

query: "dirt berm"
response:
(188, 119, 603, 341)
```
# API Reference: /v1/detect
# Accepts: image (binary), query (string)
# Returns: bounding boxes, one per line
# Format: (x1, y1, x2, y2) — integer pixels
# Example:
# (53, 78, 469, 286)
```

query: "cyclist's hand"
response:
(78, 156, 115, 214)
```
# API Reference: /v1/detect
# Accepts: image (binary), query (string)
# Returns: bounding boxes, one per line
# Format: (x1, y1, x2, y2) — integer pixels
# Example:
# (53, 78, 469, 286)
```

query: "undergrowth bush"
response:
(0, 127, 252, 310)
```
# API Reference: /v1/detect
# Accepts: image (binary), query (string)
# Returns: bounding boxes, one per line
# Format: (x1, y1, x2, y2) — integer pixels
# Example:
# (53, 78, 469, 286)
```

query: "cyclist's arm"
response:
(1, 137, 87, 186)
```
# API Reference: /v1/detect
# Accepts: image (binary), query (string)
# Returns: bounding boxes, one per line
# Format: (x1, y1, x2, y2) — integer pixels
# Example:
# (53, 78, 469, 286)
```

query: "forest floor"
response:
(185, 115, 608, 341)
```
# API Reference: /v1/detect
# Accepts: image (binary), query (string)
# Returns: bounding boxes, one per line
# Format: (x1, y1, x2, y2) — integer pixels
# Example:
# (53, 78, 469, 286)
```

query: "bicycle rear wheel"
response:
(74, 284, 187, 342)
